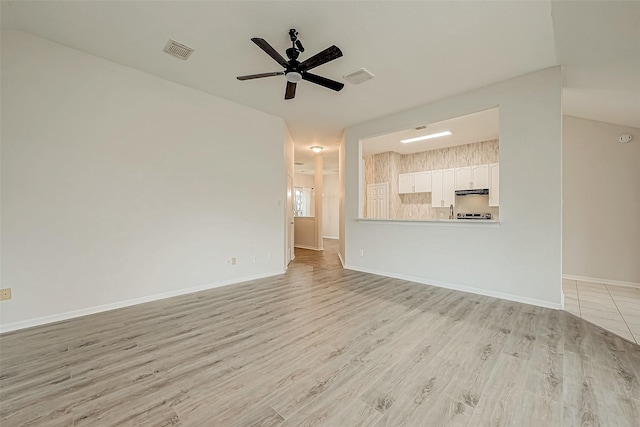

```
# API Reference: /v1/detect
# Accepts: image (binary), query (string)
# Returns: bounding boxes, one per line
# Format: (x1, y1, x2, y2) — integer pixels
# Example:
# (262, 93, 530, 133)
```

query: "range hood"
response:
(455, 188, 489, 196)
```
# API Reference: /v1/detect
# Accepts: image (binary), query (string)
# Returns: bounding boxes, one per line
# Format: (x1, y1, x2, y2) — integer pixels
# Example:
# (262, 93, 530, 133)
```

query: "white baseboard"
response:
(294, 245, 323, 251)
(323, 236, 339, 240)
(338, 252, 345, 267)
(344, 264, 562, 310)
(563, 274, 640, 289)
(0, 270, 285, 334)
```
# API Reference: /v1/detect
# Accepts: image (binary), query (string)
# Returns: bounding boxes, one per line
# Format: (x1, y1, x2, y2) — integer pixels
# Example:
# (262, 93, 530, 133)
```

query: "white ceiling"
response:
(2, 1, 639, 173)
(362, 108, 499, 157)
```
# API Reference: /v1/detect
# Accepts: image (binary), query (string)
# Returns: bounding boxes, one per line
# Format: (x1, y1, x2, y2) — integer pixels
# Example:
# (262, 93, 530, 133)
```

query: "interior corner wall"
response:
(563, 115, 640, 285)
(344, 67, 563, 308)
(339, 136, 346, 264)
(0, 31, 286, 331)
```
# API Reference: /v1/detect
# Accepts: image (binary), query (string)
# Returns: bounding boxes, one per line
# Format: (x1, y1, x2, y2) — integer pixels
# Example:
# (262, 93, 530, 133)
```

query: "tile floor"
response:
(563, 278, 640, 344)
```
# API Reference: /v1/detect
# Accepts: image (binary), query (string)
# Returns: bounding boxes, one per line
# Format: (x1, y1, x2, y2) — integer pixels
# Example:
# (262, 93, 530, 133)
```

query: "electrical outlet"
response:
(253, 255, 257, 262)
(359, 249, 364, 257)
(0, 288, 12, 301)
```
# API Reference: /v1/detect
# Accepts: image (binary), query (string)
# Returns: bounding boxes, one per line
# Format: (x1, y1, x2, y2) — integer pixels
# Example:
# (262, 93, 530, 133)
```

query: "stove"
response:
(457, 213, 492, 220)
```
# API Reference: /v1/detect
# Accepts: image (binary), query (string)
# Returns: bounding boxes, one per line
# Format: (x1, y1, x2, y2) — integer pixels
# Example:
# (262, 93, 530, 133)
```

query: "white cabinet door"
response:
(489, 163, 499, 206)
(398, 173, 414, 194)
(455, 167, 471, 190)
(442, 168, 456, 207)
(431, 169, 455, 207)
(414, 171, 432, 193)
(471, 164, 489, 189)
(431, 170, 443, 207)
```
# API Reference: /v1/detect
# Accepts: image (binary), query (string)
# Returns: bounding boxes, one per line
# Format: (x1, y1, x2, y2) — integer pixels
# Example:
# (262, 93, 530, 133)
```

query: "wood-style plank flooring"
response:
(1, 239, 639, 426)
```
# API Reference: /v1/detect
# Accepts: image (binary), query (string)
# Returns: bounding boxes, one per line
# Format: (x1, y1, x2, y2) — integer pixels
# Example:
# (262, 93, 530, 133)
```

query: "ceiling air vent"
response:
(163, 39, 194, 60)
(343, 68, 375, 85)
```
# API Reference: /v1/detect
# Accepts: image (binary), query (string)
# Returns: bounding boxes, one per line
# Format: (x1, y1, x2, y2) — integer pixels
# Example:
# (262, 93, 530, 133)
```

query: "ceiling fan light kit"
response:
(237, 29, 344, 100)
(286, 72, 302, 83)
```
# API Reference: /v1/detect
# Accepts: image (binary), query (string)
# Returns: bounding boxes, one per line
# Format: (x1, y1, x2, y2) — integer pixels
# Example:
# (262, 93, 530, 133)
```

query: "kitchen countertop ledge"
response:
(356, 218, 500, 228)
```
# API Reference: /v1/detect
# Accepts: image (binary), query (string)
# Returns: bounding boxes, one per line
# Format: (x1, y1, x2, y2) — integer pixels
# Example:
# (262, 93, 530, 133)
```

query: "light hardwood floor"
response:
(1, 239, 639, 426)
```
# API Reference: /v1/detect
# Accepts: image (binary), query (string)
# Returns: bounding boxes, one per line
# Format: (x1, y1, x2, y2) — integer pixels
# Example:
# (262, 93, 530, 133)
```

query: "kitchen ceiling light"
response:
(310, 146, 323, 153)
(401, 131, 452, 144)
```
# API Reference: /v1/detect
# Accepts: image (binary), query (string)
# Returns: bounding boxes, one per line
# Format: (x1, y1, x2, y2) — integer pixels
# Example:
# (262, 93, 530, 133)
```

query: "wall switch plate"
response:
(0, 288, 12, 301)
(359, 249, 364, 257)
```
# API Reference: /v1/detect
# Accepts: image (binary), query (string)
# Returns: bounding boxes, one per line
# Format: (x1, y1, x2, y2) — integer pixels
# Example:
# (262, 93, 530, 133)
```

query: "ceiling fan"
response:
(237, 29, 344, 100)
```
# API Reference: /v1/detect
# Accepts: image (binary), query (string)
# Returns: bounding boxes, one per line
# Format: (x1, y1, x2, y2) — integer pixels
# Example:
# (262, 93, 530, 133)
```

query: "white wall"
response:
(339, 137, 346, 264)
(1, 31, 286, 331)
(563, 115, 640, 285)
(323, 173, 339, 239)
(344, 67, 563, 308)
(294, 173, 315, 188)
(284, 129, 295, 265)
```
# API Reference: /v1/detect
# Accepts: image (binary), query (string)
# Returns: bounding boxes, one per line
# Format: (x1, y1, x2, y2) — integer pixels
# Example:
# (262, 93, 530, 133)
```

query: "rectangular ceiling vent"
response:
(163, 39, 194, 60)
(343, 68, 375, 85)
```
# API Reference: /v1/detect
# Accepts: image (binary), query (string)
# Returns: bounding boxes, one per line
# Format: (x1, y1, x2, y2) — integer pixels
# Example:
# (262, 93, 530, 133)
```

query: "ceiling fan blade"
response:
(251, 38, 289, 68)
(285, 81, 297, 100)
(299, 45, 343, 71)
(302, 72, 344, 92)
(237, 72, 284, 81)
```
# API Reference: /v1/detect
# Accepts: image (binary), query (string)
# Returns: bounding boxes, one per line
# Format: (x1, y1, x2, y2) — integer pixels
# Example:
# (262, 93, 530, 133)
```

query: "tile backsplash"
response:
(363, 139, 499, 219)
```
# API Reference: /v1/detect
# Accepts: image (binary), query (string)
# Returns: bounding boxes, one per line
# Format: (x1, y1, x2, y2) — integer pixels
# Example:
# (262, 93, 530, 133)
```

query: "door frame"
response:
(286, 172, 294, 265)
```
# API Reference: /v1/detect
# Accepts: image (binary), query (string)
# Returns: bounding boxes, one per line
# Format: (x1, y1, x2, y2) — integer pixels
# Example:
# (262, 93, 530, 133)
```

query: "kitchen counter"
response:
(356, 218, 500, 227)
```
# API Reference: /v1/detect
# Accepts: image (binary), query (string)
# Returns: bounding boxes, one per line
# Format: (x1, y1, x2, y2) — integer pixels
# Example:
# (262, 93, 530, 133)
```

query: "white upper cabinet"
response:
(471, 164, 489, 189)
(398, 173, 415, 194)
(399, 171, 432, 194)
(454, 167, 471, 191)
(399, 164, 494, 206)
(489, 163, 500, 206)
(442, 168, 455, 206)
(455, 165, 489, 190)
(432, 168, 455, 207)
(414, 171, 432, 193)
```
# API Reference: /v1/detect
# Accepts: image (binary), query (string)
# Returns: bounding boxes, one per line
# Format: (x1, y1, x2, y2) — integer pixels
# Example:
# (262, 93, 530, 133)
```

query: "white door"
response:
(286, 173, 294, 264)
(367, 183, 389, 219)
